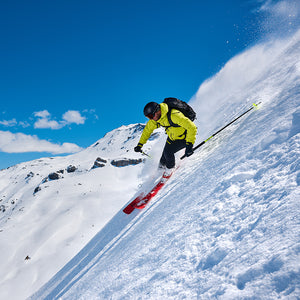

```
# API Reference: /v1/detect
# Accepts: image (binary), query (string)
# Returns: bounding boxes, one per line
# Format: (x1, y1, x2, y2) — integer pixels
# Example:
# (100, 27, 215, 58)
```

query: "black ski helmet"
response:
(143, 102, 159, 118)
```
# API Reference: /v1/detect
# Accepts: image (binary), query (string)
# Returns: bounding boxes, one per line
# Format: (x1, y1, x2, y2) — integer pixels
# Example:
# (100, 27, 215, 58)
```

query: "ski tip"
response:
(123, 202, 136, 214)
(123, 206, 134, 214)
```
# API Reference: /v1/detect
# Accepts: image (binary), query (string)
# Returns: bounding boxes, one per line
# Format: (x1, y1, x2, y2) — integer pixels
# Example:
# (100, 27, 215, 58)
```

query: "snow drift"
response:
(0, 30, 299, 300)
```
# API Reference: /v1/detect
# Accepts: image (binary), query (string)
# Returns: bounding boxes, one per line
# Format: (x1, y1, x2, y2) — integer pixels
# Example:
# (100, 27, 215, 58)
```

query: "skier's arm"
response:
(138, 120, 160, 146)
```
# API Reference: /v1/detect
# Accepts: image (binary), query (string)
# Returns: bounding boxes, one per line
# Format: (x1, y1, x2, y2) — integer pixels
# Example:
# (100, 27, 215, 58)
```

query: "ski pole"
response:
(142, 151, 152, 159)
(181, 102, 261, 159)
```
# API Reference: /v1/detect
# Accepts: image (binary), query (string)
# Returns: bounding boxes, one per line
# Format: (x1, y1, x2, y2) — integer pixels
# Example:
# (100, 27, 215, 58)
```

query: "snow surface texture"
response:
(0, 30, 299, 299)
(0, 124, 165, 300)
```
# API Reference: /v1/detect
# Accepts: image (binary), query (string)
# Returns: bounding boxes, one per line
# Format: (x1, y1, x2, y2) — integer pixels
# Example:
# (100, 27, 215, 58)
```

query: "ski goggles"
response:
(146, 112, 155, 119)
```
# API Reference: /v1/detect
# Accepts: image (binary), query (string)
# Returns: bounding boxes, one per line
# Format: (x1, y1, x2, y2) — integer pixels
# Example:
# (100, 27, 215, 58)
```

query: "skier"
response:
(134, 101, 197, 174)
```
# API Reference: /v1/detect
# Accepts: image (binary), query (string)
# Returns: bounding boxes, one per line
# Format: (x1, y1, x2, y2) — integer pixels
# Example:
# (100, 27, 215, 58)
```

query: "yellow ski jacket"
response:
(138, 103, 197, 146)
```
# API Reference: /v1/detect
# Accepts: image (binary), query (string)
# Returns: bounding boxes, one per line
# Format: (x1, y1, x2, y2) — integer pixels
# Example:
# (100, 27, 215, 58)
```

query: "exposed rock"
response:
(41, 177, 48, 184)
(48, 172, 60, 180)
(25, 172, 34, 180)
(33, 186, 41, 194)
(0, 205, 5, 212)
(66, 165, 77, 173)
(91, 157, 107, 169)
(97, 157, 107, 163)
(111, 158, 144, 167)
(92, 162, 105, 169)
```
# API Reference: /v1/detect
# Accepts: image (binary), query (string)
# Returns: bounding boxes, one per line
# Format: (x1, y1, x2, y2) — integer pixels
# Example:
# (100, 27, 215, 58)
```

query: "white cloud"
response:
(1, 110, 91, 131)
(18, 121, 30, 128)
(62, 110, 86, 125)
(0, 119, 17, 127)
(34, 110, 62, 129)
(0, 119, 30, 128)
(34, 110, 51, 119)
(34, 110, 86, 129)
(0, 130, 82, 154)
(34, 118, 62, 130)
(83, 108, 99, 122)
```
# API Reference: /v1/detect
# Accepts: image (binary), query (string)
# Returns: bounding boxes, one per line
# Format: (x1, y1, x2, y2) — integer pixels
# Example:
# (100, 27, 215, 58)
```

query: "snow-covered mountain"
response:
(1, 29, 300, 299)
(0, 123, 165, 300)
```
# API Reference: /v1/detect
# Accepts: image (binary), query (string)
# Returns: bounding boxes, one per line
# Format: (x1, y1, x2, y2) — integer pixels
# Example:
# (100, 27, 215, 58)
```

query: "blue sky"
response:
(0, 0, 298, 169)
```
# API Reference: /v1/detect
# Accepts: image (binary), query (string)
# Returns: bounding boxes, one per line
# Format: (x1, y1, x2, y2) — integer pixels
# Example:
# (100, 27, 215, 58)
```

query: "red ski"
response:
(123, 171, 173, 214)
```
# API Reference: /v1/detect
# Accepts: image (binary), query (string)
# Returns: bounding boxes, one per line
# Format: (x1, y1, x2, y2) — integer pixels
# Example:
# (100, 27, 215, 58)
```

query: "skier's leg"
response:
(160, 139, 186, 169)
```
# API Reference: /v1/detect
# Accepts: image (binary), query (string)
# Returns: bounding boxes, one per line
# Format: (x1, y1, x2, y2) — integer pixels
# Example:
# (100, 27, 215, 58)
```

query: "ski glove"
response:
(185, 142, 194, 157)
(134, 143, 143, 153)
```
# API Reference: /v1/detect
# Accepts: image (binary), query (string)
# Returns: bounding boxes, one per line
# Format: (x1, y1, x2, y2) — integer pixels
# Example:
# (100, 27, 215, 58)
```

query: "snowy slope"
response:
(0, 124, 166, 300)
(28, 30, 300, 299)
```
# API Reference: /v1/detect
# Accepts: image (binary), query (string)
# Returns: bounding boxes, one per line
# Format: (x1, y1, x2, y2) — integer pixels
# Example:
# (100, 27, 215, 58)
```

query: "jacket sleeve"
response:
(138, 120, 160, 146)
(171, 111, 197, 144)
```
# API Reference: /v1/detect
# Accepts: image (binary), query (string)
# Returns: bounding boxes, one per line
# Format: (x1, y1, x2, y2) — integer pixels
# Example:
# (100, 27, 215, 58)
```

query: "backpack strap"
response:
(166, 109, 187, 139)
(166, 109, 180, 128)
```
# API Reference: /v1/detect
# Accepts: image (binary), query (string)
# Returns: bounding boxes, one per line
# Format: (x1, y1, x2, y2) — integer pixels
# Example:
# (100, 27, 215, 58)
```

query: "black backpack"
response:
(163, 97, 196, 127)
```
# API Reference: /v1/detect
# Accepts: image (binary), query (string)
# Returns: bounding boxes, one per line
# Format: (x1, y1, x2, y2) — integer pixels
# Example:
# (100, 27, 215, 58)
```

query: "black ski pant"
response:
(160, 138, 186, 169)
